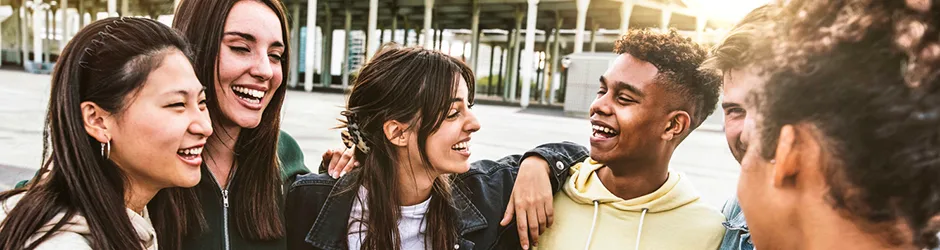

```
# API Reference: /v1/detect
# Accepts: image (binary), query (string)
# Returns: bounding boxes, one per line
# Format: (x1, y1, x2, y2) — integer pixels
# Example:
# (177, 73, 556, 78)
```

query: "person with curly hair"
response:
(736, 0, 940, 249)
(535, 29, 725, 250)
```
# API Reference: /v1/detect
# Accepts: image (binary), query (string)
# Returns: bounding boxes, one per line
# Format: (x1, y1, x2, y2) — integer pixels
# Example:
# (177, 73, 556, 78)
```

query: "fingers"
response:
(327, 150, 342, 178)
(516, 207, 530, 250)
(320, 149, 333, 172)
(501, 196, 516, 226)
(335, 148, 355, 178)
(528, 206, 542, 247)
(545, 200, 555, 229)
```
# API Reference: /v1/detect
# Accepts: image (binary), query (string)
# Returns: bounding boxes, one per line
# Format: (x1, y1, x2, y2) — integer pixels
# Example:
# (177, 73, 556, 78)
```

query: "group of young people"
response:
(0, 0, 938, 250)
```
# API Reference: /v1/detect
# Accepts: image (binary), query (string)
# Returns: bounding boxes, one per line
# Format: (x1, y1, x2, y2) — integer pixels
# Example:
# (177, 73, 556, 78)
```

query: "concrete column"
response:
(365, 0, 377, 61)
(78, 0, 85, 28)
(549, 14, 562, 104)
(321, 3, 332, 87)
(121, 0, 129, 16)
(108, 0, 117, 17)
(403, 16, 411, 45)
(507, 7, 523, 101)
(44, 9, 50, 63)
(21, 7, 28, 64)
(660, 8, 672, 31)
(589, 22, 598, 52)
(435, 25, 443, 50)
(486, 43, 496, 95)
(342, 5, 352, 89)
(423, 0, 434, 47)
(496, 45, 505, 96)
(90, 6, 98, 22)
(468, 0, 480, 71)
(61, 0, 68, 53)
(32, 8, 42, 65)
(573, 0, 589, 53)
(390, 8, 398, 43)
(378, 26, 385, 45)
(620, 0, 633, 34)
(519, 0, 538, 108)
(305, 0, 318, 91)
(695, 15, 707, 43)
(288, 3, 300, 89)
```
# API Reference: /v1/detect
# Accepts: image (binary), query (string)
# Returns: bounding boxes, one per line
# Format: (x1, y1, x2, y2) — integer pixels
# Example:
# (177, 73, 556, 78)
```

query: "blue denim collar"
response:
(722, 205, 749, 232)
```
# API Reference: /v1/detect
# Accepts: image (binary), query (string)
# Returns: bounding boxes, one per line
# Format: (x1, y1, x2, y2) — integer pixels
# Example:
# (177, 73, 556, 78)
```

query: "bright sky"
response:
(684, 0, 772, 22)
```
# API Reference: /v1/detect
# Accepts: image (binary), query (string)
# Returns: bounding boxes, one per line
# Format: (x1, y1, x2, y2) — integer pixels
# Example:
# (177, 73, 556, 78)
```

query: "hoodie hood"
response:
(0, 193, 158, 249)
(563, 158, 702, 213)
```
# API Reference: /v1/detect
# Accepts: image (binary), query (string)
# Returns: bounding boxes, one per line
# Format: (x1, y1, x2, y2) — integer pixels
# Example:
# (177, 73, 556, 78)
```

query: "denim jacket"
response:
(285, 142, 590, 250)
(718, 197, 754, 250)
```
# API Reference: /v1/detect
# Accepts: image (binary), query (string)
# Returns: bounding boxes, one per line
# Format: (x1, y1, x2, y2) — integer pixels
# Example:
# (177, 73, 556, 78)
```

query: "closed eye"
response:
(166, 102, 185, 108)
(230, 46, 250, 53)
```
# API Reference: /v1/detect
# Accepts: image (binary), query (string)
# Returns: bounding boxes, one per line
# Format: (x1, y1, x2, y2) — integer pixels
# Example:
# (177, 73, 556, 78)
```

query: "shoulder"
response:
(278, 130, 310, 179)
(30, 232, 94, 250)
(290, 172, 339, 191)
(1, 193, 94, 250)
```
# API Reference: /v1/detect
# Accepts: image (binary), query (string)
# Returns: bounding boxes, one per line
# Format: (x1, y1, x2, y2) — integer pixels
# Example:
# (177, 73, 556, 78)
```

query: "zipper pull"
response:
(222, 190, 229, 208)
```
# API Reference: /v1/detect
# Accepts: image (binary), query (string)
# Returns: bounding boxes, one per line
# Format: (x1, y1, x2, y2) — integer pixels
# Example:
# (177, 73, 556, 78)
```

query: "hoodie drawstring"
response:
(634, 208, 649, 250)
(583, 200, 600, 250)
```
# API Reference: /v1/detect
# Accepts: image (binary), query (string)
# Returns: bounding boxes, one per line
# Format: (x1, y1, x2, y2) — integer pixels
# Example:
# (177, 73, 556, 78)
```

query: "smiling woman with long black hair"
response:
(0, 17, 210, 250)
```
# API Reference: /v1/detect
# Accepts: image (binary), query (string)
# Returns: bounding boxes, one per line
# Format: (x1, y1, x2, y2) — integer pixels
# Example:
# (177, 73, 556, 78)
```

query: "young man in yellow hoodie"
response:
(534, 29, 725, 250)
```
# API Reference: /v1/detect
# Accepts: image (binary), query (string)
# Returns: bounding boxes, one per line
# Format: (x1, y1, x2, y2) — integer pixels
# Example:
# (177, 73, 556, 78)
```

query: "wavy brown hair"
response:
(754, 0, 940, 248)
(172, 0, 291, 241)
(0, 17, 203, 250)
(339, 44, 474, 250)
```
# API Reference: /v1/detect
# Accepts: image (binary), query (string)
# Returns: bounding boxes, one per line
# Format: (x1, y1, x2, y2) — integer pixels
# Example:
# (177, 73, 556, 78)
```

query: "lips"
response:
(591, 120, 620, 138)
(230, 85, 268, 110)
(451, 138, 471, 157)
(177, 145, 204, 166)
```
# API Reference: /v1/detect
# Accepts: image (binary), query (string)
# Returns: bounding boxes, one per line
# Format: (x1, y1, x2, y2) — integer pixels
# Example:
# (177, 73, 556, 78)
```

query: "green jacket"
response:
(182, 130, 309, 250)
(17, 130, 310, 250)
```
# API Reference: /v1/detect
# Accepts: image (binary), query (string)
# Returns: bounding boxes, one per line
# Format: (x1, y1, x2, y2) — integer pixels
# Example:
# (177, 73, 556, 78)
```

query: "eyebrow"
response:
(168, 87, 207, 97)
(721, 102, 741, 109)
(224, 31, 285, 48)
(599, 76, 645, 98)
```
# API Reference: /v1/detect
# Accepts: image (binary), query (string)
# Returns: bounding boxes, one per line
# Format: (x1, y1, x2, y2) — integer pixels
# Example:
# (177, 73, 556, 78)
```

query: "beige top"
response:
(0, 193, 159, 250)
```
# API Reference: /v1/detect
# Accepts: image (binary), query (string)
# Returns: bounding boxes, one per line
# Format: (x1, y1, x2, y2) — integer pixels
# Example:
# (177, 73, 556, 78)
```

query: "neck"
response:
(395, 160, 438, 206)
(596, 155, 670, 200)
(205, 120, 241, 187)
(124, 178, 159, 216)
(793, 205, 914, 250)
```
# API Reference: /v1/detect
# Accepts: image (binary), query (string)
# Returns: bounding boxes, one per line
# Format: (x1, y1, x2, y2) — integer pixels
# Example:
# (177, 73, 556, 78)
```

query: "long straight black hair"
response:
(172, 0, 291, 240)
(341, 45, 475, 250)
(0, 17, 204, 250)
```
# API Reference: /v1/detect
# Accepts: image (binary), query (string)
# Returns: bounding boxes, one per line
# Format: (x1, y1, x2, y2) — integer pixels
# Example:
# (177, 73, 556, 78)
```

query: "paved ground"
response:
(0, 69, 739, 208)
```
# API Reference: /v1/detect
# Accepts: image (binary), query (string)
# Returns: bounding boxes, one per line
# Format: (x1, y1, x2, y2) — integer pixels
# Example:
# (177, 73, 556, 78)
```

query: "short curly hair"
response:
(615, 29, 721, 132)
(755, 0, 940, 248)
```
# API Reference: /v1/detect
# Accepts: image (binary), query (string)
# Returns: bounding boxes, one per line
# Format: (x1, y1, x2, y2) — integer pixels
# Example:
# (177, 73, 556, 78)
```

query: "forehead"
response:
(723, 67, 765, 103)
(138, 51, 200, 96)
(603, 53, 660, 90)
(224, 1, 283, 42)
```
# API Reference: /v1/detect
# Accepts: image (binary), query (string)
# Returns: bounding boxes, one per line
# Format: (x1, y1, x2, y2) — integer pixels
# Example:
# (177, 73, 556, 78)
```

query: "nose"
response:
(589, 93, 612, 117)
(464, 108, 482, 133)
(189, 108, 213, 138)
(249, 52, 275, 82)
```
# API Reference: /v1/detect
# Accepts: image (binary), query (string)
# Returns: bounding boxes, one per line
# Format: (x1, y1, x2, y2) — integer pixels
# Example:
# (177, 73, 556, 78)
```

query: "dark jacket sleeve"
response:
(464, 141, 588, 191)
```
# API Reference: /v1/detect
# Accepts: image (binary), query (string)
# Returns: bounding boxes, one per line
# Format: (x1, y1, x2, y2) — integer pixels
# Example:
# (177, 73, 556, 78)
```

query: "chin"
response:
(589, 149, 612, 163)
(230, 114, 263, 129)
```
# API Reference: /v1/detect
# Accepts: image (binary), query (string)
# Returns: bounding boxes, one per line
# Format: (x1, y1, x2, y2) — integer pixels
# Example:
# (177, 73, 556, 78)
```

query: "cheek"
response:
(216, 50, 245, 86)
(724, 119, 743, 144)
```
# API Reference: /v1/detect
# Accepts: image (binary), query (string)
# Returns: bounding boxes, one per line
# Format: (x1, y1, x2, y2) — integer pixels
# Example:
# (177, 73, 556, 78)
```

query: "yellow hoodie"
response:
(537, 158, 725, 250)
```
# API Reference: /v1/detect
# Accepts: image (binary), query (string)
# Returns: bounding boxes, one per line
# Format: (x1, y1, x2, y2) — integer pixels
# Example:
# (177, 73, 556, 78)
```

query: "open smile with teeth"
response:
(232, 86, 265, 104)
(177, 146, 204, 158)
(452, 141, 470, 152)
(592, 125, 620, 138)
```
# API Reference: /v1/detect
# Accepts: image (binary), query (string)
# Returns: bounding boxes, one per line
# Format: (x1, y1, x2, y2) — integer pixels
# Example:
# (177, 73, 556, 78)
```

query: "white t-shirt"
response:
(347, 187, 432, 250)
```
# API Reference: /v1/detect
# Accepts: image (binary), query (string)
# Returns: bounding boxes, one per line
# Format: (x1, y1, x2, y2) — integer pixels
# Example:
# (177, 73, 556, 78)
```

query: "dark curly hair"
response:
(755, 0, 940, 248)
(615, 29, 721, 131)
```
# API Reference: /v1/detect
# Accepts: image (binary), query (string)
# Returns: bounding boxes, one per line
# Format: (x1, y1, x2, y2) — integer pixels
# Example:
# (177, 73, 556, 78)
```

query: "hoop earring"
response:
(101, 141, 111, 160)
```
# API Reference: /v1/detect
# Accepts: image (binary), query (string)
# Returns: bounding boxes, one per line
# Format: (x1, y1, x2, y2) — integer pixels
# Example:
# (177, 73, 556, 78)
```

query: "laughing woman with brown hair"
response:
(172, 0, 309, 249)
